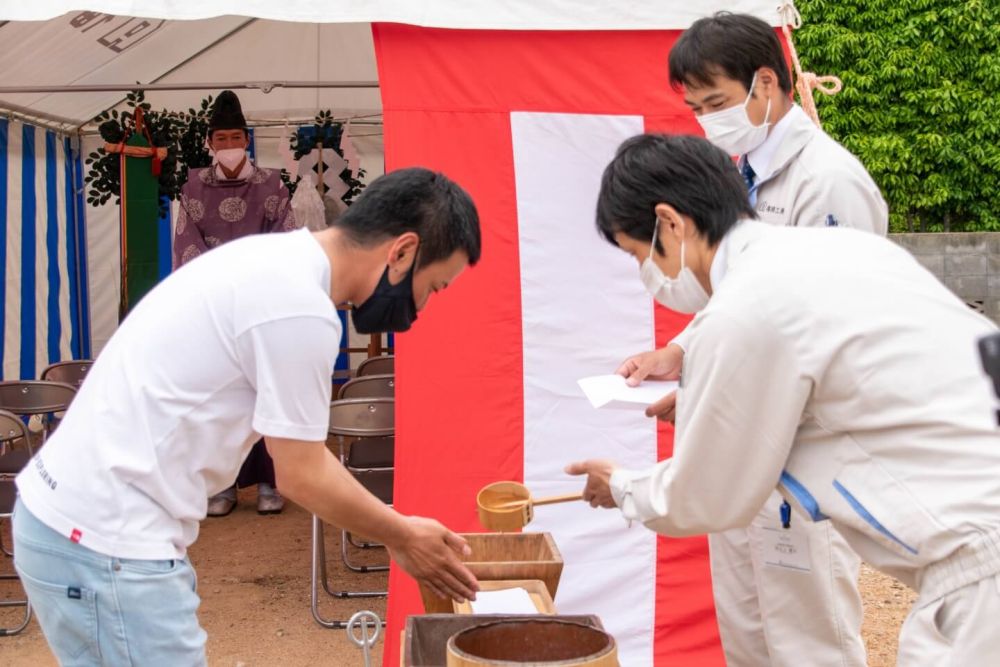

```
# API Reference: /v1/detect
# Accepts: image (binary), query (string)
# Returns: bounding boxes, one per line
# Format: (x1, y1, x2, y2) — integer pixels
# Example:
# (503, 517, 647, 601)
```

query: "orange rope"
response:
(777, 1, 842, 128)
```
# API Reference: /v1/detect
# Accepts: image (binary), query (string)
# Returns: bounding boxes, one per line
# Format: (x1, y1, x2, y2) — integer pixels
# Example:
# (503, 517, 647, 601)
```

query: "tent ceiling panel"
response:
(3, 2, 786, 28)
(139, 21, 381, 124)
(0, 14, 251, 127)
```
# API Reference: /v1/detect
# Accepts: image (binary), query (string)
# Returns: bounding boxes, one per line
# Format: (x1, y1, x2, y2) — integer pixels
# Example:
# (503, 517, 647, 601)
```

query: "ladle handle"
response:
(532, 492, 585, 506)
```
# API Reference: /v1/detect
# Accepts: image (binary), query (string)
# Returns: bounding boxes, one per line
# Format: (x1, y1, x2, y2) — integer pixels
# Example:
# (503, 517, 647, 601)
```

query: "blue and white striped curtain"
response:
(0, 119, 90, 380)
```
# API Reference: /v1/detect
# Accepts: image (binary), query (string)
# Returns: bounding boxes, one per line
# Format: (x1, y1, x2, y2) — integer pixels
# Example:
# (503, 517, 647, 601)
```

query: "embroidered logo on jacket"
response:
(756, 200, 786, 216)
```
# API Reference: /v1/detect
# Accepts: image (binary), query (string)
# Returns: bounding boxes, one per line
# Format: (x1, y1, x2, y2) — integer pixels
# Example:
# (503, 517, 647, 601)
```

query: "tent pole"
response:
(0, 103, 80, 132)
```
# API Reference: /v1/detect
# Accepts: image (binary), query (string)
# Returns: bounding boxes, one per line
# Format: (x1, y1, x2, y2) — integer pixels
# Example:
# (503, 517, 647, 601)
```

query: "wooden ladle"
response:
(477, 481, 583, 531)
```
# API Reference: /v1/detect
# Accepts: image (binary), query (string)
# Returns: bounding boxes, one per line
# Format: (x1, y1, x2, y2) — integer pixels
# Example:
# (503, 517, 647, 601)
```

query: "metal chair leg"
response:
(347, 532, 384, 549)
(0, 599, 31, 637)
(0, 564, 31, 636)
(341, 529, 389, 573)
(0, 521, 12, 558)
(310, 515, 386, 630)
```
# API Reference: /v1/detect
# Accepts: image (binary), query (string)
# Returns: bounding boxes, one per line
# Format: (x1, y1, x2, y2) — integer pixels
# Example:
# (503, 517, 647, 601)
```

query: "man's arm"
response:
(173, 192, 210, 267)
(265, 436, 479, 602)
(267, 182, 297, 233)
(571, 309, 812, 535)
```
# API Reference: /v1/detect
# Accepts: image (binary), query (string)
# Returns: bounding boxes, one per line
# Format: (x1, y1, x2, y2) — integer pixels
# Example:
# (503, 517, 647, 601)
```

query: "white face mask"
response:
(640, 218, 710, 314)
(214, 147, 247, 172)
(696, 72, 772, 156)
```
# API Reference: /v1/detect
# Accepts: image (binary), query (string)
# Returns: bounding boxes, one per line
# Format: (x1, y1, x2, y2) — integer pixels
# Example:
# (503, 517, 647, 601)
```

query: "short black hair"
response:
(668, 13, 793, 95)
(330, 167, 481, 268)
(596, 134, 755, 252)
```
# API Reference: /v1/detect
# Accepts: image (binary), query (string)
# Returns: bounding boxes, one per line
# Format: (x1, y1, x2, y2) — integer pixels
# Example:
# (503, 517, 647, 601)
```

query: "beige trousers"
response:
(709, 491, 866, 667)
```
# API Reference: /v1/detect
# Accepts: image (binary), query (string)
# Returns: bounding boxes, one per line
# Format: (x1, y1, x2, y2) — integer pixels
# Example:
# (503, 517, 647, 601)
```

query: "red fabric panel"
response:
(375, 27, 525, 664)
(375, 24, 691, 118)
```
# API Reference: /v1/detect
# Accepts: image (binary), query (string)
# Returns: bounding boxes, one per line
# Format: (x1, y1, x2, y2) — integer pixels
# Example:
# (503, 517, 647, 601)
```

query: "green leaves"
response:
(85, 90, 214, 212)
(798, 0, 1000, 232)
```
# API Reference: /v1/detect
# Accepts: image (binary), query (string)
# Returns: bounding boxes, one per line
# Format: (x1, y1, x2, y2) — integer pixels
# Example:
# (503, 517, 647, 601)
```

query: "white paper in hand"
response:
(469, 587, 539, 614)
(578, 374, 678, 410)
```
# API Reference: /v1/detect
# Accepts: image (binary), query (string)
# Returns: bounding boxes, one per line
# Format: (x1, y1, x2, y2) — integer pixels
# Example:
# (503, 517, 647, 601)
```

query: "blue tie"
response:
(741, 160, 757, 206)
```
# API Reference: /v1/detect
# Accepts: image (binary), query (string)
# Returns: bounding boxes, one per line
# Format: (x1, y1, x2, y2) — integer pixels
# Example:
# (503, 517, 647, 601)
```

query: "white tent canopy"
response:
(3, 1, 781, 27)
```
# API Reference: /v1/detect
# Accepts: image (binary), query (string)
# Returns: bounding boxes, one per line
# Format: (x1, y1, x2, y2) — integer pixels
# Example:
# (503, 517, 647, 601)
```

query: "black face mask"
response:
(351, 263, 418, 334)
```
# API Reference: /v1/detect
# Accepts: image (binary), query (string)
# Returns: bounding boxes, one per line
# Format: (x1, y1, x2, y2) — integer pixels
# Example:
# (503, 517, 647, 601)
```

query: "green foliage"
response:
(796, 0, 1000, 232)
(86, 89, 182, 217)
(86, 89, 215, 216)
(281, 109, 367, 205)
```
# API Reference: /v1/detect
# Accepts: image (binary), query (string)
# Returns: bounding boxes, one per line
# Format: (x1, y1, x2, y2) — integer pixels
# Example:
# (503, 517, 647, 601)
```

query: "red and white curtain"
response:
(375, 26, 735, 666)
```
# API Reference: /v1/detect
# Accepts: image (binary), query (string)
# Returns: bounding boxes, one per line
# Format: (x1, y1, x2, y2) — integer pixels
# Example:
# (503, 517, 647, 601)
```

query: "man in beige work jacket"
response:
(615, 12, 889, 667)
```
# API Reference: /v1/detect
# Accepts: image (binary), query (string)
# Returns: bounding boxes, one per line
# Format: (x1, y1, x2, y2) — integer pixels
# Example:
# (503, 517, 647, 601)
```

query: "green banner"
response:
(119, 132, 162, 319)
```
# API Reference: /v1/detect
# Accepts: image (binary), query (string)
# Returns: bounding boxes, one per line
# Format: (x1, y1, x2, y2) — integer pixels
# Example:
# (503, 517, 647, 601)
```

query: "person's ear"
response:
(654, 203, 687, 246)
(387, 232, 420, 275)
(756, 67, 778, 96)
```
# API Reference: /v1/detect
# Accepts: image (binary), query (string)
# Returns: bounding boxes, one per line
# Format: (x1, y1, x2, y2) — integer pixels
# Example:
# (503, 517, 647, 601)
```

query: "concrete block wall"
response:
(891, 232, 1000, 325)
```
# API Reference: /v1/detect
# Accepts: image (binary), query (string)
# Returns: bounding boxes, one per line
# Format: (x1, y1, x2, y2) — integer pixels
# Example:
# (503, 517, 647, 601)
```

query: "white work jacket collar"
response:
(743, 104, 816, 185)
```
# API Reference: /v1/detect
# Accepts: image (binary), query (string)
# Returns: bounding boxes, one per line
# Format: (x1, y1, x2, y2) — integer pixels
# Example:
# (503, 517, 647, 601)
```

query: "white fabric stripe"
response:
(81, 135, 121, 357)
(513, 112, 656, 667)
(34, 125, 49, 377)
(56, 136, 73, 360)
(3, 122, 23, 380)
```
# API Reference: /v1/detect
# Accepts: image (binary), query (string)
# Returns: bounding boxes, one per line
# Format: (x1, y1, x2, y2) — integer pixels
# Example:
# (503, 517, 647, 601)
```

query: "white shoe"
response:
(257, 484, 285, 515)
(207, 488, 237, 517)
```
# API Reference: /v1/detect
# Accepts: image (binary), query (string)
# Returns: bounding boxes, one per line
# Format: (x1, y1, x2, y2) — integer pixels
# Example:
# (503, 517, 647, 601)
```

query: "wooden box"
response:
(420, 532, 564, 614)
(403, 614, 604, 667)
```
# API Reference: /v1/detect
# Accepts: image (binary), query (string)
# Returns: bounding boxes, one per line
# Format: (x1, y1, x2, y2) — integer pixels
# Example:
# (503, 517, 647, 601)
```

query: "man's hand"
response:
(646, 390, 678, 422)
(388, 516, 480, 603)
(564, 460, 618, 508)
(616, 343, 685, 387)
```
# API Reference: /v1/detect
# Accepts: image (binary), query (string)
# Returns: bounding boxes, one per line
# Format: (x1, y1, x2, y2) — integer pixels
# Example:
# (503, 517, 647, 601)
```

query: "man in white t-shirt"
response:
(13, 167, 482, 665)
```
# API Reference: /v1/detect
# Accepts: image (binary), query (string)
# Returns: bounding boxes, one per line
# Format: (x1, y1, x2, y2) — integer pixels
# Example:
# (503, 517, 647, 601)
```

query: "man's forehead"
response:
(684, 76, 740, 99)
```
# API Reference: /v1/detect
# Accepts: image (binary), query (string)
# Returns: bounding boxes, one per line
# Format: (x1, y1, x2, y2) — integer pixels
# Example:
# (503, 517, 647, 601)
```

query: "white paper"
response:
(577, 374, 678, 410)
(469, 587, 539, 615)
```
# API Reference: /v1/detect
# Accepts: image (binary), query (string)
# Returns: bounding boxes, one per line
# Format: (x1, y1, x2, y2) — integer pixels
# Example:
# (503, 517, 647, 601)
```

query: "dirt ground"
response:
(2, 488, 915, 666)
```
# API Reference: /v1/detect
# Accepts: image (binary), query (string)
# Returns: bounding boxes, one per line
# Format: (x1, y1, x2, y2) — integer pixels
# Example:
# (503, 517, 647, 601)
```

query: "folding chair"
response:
(337, 375, 394, 551)
(356, 355, 394, 377)
(41, 360, 93, 389)
(0, 415, 32, 636)
(337, 374, 394, 400)
(0, 381, 77, 447)
(311, 398, 394, 629)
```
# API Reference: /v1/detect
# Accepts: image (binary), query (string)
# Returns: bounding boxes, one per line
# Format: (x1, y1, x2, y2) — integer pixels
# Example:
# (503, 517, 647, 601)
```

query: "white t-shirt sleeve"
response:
(236, 315, 339, 441)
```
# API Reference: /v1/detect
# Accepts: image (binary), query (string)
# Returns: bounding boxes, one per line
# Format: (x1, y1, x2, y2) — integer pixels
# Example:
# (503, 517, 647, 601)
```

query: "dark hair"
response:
(330, 167, 481, 267)
(596, 134, 755, 251)
(668, 13, 793, 95)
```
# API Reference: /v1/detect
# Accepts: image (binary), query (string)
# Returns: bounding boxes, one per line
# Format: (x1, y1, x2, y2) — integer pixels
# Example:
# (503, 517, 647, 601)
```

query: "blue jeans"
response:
(12, 498, 207, 666)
